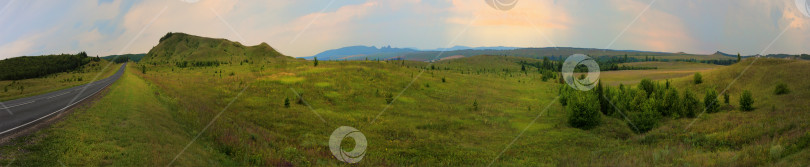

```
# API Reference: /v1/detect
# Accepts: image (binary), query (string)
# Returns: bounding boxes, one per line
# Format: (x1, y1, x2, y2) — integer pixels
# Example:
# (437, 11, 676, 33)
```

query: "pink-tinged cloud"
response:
(608, 0, 698, 53)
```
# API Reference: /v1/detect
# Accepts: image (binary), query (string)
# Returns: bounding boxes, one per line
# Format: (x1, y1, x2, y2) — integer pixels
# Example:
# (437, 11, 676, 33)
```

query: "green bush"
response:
(740, 90, 754, 111)
(774, 83, 790, 95)
(704, 88, 719, 113)
(629, 97, 662, 133)
(638, 79, 656, 97)
(682, 90, 700, 118)
(567, 91, 601, 130)
(693, 72, 703, 84)
(662, 88, 681, 117)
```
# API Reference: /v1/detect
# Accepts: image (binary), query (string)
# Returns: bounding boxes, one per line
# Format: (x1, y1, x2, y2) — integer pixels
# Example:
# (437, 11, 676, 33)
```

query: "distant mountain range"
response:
(301, 45, 521, 60)
(302, 45, 419, 60)
(303, 45, 744, 62)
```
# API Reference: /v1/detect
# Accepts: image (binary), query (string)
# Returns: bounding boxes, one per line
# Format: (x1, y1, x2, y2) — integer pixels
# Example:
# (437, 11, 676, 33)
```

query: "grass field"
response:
(0, 64, 232, 166)
(0, 61, 121, 101)
(598, 61, 723, 86)
(0, 34, 807, 166)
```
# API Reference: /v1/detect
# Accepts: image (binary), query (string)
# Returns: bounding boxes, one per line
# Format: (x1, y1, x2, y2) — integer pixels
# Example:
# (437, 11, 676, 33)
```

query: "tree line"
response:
(0, 52, 98, 80)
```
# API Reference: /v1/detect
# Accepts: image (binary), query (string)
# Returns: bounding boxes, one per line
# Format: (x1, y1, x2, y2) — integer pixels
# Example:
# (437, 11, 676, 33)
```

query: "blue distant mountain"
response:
(304, 45, 520, 60)
(302, 45, 418, 60)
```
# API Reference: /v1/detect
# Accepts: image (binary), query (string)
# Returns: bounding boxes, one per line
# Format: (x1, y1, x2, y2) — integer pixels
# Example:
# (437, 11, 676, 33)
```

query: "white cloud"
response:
(1, 0, 808, 59)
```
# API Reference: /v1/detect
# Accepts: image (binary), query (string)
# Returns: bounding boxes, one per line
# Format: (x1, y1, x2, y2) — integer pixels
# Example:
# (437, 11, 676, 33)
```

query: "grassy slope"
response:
(656, 58, 810, 166)
(0, 56, 805, 166)
(0, 61, 121, 101)
(0, 64, 231, 166)
(134, 55, 810, 166)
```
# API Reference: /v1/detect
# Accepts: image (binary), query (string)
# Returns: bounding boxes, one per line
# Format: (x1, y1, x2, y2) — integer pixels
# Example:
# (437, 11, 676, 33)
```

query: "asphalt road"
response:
(0, 63, 126, 136)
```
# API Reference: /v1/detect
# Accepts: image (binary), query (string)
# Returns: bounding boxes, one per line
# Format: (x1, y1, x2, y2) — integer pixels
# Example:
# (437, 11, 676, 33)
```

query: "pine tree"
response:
(663, 88, 681, 117)
(740, 90, 754, 111)
(737, 53, 741, 62)
(704, 89, 719, 113)
(284, 97, 290, 108)
(314, 57, 319, 67)
(682, 90, 700, 118)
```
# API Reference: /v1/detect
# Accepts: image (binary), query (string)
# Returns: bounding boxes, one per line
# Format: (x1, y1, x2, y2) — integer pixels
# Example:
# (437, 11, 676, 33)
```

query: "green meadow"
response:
(1, 33, 808, 166)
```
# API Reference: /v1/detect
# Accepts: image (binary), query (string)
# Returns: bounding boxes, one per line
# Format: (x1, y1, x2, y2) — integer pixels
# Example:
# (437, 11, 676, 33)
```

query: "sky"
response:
(0, 0, 808, 59)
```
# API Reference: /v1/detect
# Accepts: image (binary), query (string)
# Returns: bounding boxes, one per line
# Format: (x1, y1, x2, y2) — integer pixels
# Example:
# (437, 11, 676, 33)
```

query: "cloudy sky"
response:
(0, 0, 808, 59)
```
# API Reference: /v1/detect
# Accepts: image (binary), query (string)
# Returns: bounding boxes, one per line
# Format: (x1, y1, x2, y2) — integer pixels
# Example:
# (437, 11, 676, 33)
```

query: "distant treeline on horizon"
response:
(0, 52, 100, 81)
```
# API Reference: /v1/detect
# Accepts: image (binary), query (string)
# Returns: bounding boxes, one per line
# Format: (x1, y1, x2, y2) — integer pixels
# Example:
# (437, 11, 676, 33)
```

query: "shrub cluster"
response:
(561, 79, 709, 133)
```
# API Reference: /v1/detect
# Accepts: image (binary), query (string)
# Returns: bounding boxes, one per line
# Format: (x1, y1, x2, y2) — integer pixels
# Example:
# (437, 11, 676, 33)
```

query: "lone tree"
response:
(567, 91, 601, 130)
(314, 57, 319, 67)
(704, 88, 719, 113)
(740, 90, 754, 111)
(693, 72, 703, 84)
(737, 53, 741, 62)
(284, 97, 290, 108)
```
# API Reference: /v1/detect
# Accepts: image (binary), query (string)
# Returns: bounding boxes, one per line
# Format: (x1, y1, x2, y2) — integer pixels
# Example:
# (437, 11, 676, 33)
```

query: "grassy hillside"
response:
(144, 32, 285, 63)
(0, 64, 231, 166)
(598, 61, 723, 86)
(1, 33, 806, 166)
(631, 58, 810, 166)
(0, 61, 120, 101)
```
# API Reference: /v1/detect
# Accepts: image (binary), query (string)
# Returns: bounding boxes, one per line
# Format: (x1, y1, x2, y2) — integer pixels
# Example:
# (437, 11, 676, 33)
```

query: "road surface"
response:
(0, 63, 126, 136)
